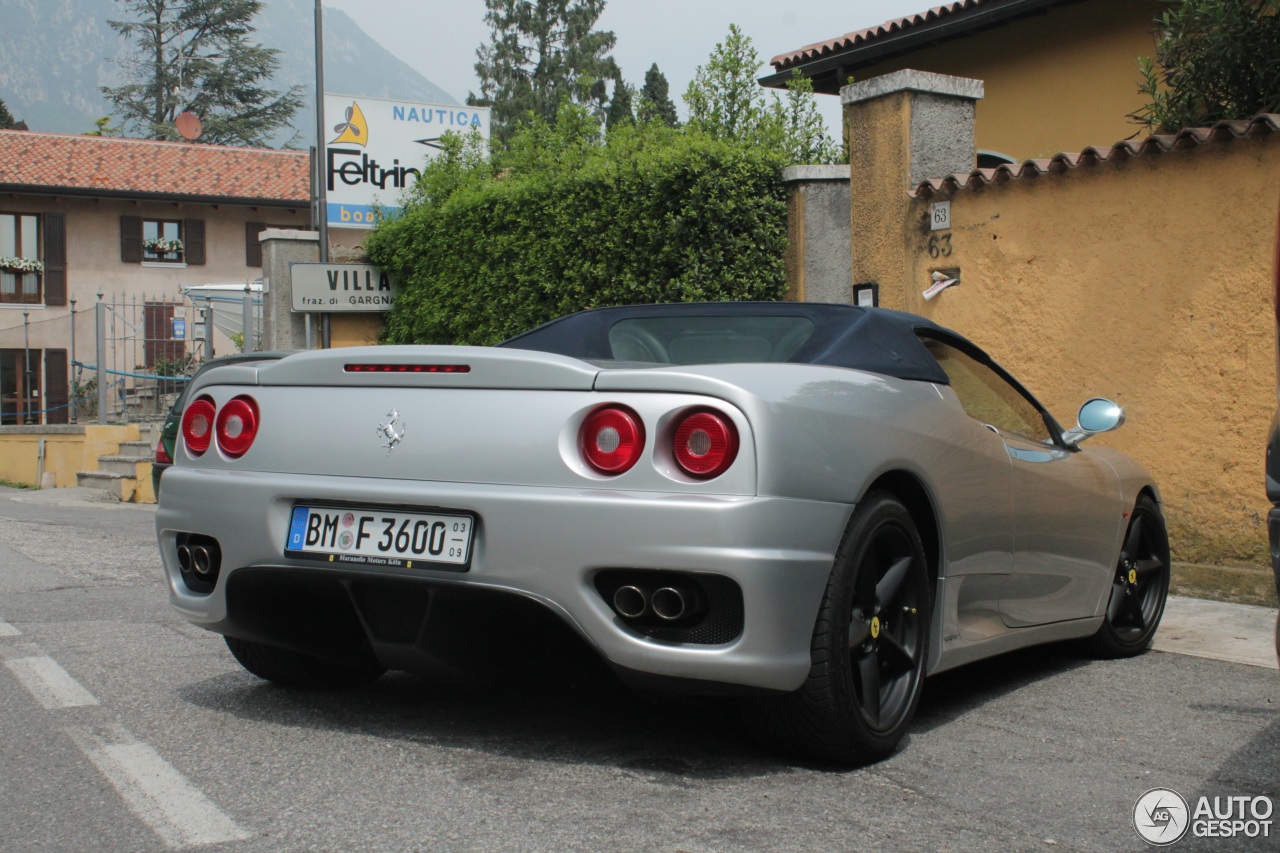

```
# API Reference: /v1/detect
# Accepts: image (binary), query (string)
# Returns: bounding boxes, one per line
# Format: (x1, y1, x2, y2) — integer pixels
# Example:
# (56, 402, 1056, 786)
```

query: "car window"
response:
(607, 316, 814, 365)
(920, 336, 1051, 442)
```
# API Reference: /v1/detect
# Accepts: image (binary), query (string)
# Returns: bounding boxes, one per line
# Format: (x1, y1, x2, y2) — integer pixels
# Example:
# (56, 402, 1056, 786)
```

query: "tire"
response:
(224, 636, 385, 689)
(1083, 494, 1170, 658)
(743, 492, 931, 764)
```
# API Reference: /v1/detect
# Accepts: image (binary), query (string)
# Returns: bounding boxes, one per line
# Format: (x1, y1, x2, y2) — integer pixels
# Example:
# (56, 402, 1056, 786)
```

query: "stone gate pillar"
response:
(783, 165, 852, 304)
(843, 70, 982, 309)
(260, 229, 319, 351)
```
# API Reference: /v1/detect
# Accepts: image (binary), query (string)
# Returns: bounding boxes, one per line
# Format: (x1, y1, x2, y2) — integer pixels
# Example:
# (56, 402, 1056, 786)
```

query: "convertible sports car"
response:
(155, 302, 1169, 763)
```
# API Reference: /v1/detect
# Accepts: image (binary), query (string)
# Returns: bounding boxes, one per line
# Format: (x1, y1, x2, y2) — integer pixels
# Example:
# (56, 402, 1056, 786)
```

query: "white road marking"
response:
(4, 655, 99, 709)
(67, 726, 250, 848)
(0, 619, 20, 637)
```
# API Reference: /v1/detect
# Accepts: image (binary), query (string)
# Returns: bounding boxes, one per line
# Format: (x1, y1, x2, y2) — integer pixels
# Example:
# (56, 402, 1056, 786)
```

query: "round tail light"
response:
(581, 405, 645, 475)
(215, 396, 259, 458)
(673, 410, 739, 479)
(181, 396, 216, 456)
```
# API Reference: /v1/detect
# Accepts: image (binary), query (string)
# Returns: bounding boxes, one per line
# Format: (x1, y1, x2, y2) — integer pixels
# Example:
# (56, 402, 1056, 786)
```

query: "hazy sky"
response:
(321, 0, 933, 136)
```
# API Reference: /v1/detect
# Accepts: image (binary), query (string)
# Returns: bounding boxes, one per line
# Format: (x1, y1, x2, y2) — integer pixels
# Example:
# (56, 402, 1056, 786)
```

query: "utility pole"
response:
(314, 0, 331, 349)
(69, 297, 77, 424)
(22, 310, 32, 424)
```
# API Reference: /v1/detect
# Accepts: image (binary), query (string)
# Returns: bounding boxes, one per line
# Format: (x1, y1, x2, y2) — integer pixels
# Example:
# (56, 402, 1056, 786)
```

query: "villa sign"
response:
(290, 262, 397, 312)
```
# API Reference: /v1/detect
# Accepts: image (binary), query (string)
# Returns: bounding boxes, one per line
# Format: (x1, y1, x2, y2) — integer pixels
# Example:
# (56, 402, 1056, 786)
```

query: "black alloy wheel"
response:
(1085, 494, 1170, 658)
(846, 516, 928, 733)
(742, 492, 931, 764)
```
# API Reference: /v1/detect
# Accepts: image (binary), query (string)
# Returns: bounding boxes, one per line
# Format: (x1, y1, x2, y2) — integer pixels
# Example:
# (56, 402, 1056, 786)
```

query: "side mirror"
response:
(1062, 398, 1125, 447)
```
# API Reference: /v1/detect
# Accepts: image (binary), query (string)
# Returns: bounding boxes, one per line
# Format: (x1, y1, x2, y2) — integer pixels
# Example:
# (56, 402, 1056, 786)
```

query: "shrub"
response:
(369, 115, 789, 345)
(1133, 0, 1280, 132)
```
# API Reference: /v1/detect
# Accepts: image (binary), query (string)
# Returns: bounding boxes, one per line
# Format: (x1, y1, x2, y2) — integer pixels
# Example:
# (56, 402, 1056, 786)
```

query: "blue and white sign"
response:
(172, 318, 186, 340)
(323, 93, 491, 230)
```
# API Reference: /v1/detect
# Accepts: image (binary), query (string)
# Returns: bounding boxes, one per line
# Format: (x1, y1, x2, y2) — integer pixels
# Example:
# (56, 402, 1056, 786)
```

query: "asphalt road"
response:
(0, 487, 1276, 853)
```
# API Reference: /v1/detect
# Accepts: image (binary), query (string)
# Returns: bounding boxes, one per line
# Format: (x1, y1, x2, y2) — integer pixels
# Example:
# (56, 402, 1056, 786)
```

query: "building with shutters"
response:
(0, 130, 312, 423)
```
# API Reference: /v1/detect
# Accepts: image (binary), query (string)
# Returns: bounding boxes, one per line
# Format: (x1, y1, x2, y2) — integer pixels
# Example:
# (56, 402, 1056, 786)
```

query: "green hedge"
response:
(368, 126, 789, 345)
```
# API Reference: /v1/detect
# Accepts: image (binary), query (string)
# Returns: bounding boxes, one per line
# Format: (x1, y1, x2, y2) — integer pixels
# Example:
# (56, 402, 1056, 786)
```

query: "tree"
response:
(637, 63, 678, 127)
(0, 97, 21, 129)
(84, 117, 122, 137)
(606, 76, 633, 129)
(1133, 0, 1280, 133)
(767, 71, 841, 165)
(684, 25, 765, 141)
(466, 0, 619, 144)
(102, 0, 302, 146)
(684, 26, 839, 164)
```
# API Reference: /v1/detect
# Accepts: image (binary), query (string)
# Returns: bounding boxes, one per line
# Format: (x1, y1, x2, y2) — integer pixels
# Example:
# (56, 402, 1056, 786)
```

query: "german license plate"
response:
(286, 505, 473, 570)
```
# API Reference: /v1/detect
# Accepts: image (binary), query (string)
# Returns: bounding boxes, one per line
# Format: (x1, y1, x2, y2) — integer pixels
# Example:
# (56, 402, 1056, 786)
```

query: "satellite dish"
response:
(175, 111, 202, 141)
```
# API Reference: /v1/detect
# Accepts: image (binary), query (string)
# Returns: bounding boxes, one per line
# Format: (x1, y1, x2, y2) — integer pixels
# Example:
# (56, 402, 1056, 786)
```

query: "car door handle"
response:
(982, 423, 999, 434)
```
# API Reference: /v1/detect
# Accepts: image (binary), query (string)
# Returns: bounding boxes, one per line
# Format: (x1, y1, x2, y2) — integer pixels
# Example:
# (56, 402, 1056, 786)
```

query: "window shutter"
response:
(184, 218, 206, 265)
(245, 221, 266, 267)
(42, 212, 67, 306)
(44, 348, 69, 425)
(121, 215, 142, 262)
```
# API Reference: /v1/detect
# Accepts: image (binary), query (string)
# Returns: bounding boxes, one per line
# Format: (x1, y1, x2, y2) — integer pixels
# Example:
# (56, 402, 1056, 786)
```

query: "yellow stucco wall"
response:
(896, 136, 1280, 566)
(329, 314, 385, 348)
(786, 188, 805, 301)
(855, 0, 1163, 160)
(0, 425, 139, 489)
(848, 90, 915, 312)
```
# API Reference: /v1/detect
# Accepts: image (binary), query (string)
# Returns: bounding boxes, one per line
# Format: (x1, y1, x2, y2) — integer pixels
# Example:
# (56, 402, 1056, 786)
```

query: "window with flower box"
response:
(0, 212, 63, 306)
(143, 219, 185, 262)
(0, 213, 42, 304)
(0, 212, 64, 306)
(120, 216, 205, 266)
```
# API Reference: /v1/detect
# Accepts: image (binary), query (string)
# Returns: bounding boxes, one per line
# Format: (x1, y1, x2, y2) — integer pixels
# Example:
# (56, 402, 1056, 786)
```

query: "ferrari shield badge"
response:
(377, 409, 405, 455)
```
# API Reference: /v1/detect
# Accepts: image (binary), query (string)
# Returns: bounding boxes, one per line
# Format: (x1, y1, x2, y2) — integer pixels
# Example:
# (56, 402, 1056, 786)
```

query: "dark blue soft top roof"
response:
(499, 302, 958, 384)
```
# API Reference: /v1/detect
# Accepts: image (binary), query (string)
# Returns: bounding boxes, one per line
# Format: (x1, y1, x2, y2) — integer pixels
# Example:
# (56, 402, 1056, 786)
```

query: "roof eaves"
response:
(0, 184, 309, 208)
(761, 0, 1068, 92)
(910, 114, 1280, 199)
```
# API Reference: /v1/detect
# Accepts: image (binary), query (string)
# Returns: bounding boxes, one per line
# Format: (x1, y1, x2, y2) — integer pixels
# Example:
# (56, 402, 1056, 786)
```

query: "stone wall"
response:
(783, 166, 853, 304)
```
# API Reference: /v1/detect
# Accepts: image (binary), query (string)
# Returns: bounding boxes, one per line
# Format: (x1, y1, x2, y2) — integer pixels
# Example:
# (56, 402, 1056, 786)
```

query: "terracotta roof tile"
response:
(770, 1, 986, 70)
(0, 131, 309, 204)
(910, 114, 1280, 198)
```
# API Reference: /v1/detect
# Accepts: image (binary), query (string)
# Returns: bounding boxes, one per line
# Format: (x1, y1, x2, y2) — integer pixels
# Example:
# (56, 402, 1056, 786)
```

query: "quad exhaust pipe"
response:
(190, 544, 215, 577)
(610, 579, 705, 623)
(651, 586, 694, 621)
(175, 533, 222, 593)
(613, 585, 648, 619)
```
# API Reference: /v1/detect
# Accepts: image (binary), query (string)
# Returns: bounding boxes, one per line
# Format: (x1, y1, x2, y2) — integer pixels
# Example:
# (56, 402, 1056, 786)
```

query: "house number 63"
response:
(928, 233, 953, 258)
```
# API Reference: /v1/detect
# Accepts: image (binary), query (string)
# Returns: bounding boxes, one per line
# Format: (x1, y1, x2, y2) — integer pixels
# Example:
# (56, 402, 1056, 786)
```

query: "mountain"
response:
(0, 0, 457, 145)
(0, 0, 119, 134)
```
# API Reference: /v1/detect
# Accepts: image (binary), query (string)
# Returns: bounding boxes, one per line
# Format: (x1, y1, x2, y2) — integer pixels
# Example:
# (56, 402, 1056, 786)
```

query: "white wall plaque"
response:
(930, 201, 951, 231)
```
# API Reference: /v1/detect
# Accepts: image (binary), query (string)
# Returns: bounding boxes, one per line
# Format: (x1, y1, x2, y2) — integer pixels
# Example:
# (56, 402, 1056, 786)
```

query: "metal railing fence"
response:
(70, 288, 262, 424)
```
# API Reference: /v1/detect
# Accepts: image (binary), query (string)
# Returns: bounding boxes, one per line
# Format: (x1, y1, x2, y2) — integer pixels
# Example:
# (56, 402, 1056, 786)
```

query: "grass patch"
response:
(1171, 562, 1279, 607)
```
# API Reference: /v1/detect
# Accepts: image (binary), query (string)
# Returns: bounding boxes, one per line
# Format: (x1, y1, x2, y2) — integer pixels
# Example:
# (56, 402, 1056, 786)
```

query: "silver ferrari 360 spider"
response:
(155, 302, 1169, 763)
